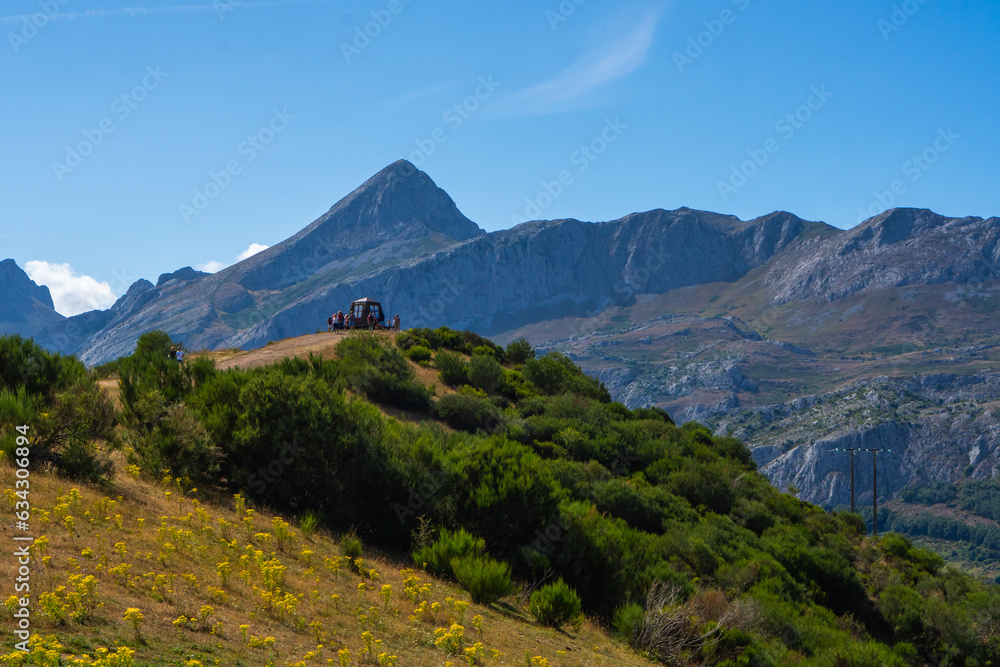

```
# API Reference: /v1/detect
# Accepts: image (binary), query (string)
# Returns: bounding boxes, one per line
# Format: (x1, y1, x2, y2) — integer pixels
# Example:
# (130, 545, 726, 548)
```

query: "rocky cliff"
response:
(0, 259, 64, 337)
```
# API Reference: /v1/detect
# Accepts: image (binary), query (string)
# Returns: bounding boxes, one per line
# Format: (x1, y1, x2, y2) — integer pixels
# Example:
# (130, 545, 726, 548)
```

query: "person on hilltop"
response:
(346, 312, 354, 330)
(169, 346, 177, 361)
(337, 311, 345, 332)
(393, 314, 401, 331)
(367, 309, 376, 332)
(327, 315, 334, 332)
(176, 346, 184, 365)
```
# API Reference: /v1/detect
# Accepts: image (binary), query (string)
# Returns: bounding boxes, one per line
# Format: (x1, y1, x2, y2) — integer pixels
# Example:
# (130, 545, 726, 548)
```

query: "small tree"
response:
(505, 338, 535, 366)
(467, 353, 502, 394)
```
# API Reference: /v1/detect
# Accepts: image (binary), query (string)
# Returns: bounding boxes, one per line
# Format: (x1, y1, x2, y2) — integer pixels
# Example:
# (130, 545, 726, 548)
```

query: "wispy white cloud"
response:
(24, 261, 117, 317)
(0, 0, 338, 25)
(493, 9, 663, 117)
(197, 242, 270, 273)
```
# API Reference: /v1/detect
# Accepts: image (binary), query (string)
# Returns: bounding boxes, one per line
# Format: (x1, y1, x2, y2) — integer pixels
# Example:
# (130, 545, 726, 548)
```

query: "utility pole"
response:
(833, 447, 891, 535)
(833, 447, 860, 513)
(867, 448, 891, 537)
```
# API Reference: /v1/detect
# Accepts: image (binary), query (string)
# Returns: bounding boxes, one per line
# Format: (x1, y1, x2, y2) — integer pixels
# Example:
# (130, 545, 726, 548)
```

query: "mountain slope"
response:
(0, 258, 64, 336)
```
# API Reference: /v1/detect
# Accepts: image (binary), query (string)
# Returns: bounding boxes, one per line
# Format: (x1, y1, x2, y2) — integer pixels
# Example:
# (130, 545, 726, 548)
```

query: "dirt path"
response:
(210, 330, 397, 371)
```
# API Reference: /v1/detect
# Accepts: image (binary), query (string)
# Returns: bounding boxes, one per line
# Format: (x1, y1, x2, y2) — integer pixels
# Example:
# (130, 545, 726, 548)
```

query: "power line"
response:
(831, 447, 892, 536)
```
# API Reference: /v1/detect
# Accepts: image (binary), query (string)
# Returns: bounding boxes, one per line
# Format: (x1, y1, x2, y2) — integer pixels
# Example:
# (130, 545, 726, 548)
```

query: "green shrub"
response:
(435, 350, 468, 386)
(522, 352, 610, 402)
(33, 379, 117, 483)
(406, 345, 432, 363)
(505, 338, 535, 366)
(529, 578, 583, 629)
(412, 528, 485, 580)
(612, 602, 644, 645)
(468, 353, 503, 394)
(436, 393, 501, 433)
(0, 334, 86, 398)
(451, 555, 516, 604)
(124, 400, 219, 485)
(446, 437, 561, 558)
(0, 387, 44, 459)
(395, 331, 429, 351)
(336, 335, 431, 411)
(341, 531, 363, 573)
(300, 510, 322, 536)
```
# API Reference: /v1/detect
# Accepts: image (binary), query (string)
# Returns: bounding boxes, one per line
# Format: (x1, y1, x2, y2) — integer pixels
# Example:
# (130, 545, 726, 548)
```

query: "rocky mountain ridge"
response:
(5, 160, 1000, 509)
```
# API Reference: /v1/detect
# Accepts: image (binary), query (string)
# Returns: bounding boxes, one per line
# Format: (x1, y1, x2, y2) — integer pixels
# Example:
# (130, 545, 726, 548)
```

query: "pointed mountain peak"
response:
(0, 258, 55, 310)
(325, 160, 483, 242)
(229, 162, 483, 290)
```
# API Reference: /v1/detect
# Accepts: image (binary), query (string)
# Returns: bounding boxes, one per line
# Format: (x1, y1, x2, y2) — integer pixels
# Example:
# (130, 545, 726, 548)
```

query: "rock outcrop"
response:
(0, 259, 64, 337)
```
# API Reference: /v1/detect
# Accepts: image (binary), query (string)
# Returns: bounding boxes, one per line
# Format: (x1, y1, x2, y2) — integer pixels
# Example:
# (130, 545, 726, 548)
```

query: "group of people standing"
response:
(168, 345, 184, 364)
(327, 311, 350, 332)
(327, 311, 401, 332)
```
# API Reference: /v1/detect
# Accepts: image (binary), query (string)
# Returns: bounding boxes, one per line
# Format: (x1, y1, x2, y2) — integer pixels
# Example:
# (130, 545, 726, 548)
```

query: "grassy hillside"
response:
(0, 462, 649, 666)
(2, 330, 1000, 665)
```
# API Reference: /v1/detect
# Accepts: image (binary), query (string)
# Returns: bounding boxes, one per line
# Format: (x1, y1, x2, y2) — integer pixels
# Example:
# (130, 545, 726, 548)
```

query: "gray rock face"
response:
(229, 159, 484, 291)
(764, 209, 1000, 304)
(157, 267, 209, 287)
(0, 258, 63, 337)
(714, 372, 1000, 508)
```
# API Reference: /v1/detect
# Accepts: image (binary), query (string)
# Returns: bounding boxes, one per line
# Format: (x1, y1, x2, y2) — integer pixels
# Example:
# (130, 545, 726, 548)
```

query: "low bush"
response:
(529, 578, 583, 629)
(337, 335, 432, 411)
(341, 531, 363, 572)
(612, 602, 644, 645)
(412, 528, 484, 580)
(123, 400, 219, 485)
(436, 393, 501, 433)
(451, 555, 516, 605)
(34, 380, 117, 483)
(467, 353, 503, 394)
(435, 350, 468, 386)
(406, 345, 432, 363)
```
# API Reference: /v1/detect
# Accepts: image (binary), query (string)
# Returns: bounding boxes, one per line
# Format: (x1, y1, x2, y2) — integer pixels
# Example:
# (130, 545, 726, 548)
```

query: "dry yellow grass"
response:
(0, 455, 657, 666)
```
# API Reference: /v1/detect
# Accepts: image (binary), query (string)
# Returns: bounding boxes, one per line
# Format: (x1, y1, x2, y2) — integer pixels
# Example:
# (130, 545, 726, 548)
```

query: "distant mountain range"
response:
(5, 160, 1000, 510)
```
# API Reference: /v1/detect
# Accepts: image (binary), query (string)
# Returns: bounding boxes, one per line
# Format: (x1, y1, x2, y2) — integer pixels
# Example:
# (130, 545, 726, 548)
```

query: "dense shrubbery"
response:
(7, 328, 1000, 665)
(0, 335, 114, 481)
(336, 334, 432, 411)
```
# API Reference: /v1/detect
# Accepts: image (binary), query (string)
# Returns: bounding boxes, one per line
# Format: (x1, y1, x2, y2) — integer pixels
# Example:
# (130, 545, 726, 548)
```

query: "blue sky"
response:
(2, 0, 998, 315)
